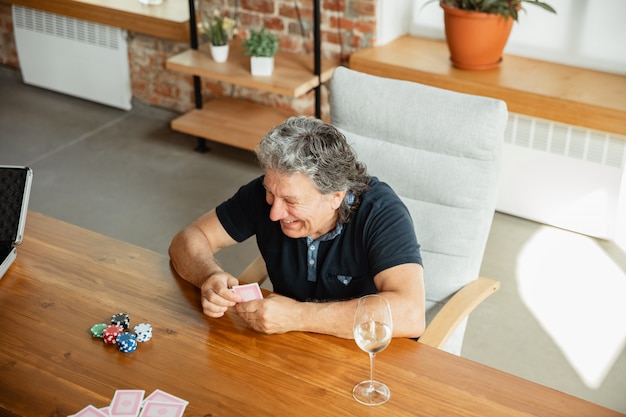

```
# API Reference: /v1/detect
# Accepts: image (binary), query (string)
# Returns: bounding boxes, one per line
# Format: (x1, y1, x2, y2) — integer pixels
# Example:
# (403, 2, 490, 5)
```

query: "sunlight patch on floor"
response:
(516, 226, 626, 389)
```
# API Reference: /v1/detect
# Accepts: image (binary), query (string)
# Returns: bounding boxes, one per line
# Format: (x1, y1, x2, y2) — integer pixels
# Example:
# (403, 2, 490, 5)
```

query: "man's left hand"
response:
(234, 294, 300, 334)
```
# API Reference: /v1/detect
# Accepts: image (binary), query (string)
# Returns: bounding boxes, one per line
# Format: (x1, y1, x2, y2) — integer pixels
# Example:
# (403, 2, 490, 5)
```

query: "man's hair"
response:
(256, 116, 370, 224)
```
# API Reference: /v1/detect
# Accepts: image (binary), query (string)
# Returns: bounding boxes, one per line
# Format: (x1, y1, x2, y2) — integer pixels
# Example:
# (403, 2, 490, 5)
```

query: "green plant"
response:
(437, 0, 556, 21)
(243, 25, 280, 57)
(199, 9, 237, 46)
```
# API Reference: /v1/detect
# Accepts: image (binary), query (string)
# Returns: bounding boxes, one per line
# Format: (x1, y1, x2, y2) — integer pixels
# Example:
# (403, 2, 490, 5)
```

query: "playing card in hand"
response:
(231, 282, 263, 302)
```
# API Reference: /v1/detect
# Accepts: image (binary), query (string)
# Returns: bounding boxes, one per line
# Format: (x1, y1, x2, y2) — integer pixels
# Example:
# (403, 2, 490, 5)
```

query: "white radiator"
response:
(497, 113, 626, 240)
(12, 6, 132, 110)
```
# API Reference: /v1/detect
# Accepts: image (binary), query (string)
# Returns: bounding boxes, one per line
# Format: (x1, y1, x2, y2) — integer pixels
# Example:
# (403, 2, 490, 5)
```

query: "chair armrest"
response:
(239, 255, 268, 285)
(419, 277, 500, 350)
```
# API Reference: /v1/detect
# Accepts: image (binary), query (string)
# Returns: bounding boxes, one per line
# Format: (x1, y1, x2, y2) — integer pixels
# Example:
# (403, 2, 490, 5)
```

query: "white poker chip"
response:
(133, 323, 153, 342)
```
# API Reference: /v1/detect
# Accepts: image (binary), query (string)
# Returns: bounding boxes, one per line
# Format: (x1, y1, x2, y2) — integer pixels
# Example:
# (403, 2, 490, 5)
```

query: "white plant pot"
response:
(250, 56, 274, 76)
(210, 44, 229, 63)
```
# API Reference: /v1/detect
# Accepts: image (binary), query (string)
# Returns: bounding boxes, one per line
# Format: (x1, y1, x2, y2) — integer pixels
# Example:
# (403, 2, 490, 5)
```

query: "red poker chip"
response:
(102, 324, 123, 345)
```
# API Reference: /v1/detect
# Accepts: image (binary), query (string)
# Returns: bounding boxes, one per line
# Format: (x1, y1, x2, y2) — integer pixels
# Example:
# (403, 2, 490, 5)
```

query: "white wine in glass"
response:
(352, 294, 393, 406)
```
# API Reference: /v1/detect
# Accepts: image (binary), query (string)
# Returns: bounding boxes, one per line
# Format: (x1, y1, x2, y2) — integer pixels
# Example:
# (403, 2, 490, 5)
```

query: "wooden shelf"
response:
(167, 39, 338, 151)
(171, 97, 296, 151)
(4, 0, 190, 41)
(167, 41, 336, 98)
(167, 0, 334, 152)
(350, 36, 626, 137)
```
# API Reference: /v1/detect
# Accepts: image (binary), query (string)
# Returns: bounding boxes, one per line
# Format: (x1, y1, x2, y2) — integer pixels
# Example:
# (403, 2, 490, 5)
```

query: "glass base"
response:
(352, 380, 390, 406)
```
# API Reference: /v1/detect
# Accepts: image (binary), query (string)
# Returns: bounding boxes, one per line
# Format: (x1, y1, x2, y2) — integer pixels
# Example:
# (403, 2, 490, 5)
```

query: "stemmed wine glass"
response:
(352, 294, 393, 406)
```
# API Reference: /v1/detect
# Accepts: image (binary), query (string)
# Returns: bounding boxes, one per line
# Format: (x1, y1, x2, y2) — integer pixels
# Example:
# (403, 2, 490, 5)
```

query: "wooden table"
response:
(0, 212, 623, 417)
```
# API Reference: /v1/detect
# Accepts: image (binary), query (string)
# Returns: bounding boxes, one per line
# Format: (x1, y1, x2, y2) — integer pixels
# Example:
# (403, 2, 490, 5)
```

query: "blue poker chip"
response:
(116, 332, 138, 353)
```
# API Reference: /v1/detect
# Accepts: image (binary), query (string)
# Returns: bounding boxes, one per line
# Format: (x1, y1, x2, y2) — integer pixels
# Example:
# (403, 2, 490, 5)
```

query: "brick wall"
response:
(0, 3, 18, 67)
(0, 0, 377, 117)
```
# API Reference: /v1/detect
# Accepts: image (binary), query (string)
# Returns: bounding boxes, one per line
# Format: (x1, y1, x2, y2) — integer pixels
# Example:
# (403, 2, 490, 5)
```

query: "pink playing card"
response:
(70, 405, 109, 417)
(139, 401, 186, 417)
(142, 389, 188, 406)
(110, 389, 145, 417)
(231, 283, 263, 302)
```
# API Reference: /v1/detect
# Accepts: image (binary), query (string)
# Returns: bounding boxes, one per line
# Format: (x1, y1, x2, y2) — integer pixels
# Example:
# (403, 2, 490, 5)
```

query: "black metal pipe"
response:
(314, 0, 321, 119)
(188, 0, 208, 151)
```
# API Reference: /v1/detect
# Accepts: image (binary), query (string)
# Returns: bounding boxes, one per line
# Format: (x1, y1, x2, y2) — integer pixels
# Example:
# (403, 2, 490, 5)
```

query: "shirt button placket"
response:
(306, 239, 318, 282)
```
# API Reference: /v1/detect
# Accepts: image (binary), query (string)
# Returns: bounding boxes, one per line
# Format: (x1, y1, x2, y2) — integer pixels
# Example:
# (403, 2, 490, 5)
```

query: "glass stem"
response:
(369, 352, 376, 387)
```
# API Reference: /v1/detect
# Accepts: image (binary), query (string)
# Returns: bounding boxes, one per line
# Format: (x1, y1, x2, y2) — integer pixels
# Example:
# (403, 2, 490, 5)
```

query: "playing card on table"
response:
(139, 401, 186, 417)
(142, 389, 188, 406)
(109, 389, 145, 417)
(231, 282, 263, 302)
(69, 405, 108, 417)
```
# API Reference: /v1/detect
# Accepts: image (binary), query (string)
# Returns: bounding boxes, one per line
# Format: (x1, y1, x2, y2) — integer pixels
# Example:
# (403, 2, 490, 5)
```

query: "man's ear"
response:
(331, 190, 347, 210)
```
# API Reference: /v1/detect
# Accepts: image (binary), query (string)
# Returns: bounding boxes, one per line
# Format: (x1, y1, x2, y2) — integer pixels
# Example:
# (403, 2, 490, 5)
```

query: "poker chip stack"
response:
(102, 324, 123, 345)
(90, 312, 152, 354)
(111, 313, 130, 330)
(134, 323, 153, 342)
(90, 323, 107, 338)
(116, 332, 138, 353)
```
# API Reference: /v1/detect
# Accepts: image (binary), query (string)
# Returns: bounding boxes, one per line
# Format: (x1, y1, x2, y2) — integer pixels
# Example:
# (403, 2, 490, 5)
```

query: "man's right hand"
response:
(200, 271, 241, 317)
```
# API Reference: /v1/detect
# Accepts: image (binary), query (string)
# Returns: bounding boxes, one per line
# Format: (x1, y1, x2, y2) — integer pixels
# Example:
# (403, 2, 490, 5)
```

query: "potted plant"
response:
(433, 0, 556, 70)
(198, 9, 237, 63)
(242, 25, 280, 76)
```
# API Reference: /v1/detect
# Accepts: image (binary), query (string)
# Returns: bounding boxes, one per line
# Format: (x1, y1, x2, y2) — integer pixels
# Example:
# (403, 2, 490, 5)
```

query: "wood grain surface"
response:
(350, 36, 626, 137)
(3, 0, 190, 41)
(0, 212, 622, 416)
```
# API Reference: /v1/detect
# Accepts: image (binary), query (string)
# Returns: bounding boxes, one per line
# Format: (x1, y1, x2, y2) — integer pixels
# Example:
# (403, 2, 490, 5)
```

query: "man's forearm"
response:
(296, 298, 360, 338)
(168, 229, 224, 288)
(294, 292, 423, 339)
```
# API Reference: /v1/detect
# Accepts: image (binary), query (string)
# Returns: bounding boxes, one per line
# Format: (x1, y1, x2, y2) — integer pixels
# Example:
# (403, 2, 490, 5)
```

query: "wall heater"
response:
(497, 113, 626, 240)
(12, 5, 132, 110)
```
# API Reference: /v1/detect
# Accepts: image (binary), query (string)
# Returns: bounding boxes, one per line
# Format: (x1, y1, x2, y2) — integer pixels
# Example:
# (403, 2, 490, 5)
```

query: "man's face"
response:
(263, 169, 346, 240)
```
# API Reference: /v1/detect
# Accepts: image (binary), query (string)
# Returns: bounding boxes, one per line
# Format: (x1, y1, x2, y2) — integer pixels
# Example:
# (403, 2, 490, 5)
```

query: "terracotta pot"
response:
(441, 3, 514, 70)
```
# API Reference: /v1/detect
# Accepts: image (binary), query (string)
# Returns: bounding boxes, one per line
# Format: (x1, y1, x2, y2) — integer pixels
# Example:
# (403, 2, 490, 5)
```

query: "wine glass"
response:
(352, 294, 393, 406)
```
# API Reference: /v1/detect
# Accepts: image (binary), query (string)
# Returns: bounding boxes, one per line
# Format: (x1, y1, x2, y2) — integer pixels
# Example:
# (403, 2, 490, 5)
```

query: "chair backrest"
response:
(329, 67, 507, 354)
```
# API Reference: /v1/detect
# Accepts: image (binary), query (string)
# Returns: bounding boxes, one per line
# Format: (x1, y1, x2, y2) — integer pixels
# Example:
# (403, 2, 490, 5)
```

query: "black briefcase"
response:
(0, 166, 33, 280)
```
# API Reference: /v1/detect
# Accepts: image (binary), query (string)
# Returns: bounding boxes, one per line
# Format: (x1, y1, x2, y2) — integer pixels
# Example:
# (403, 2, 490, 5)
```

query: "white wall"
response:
(376, 0, 413, 45)
(377, 0, 626, 75)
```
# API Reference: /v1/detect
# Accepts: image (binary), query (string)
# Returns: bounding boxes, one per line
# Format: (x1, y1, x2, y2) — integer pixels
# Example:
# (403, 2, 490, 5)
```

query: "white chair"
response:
(241, 66, 507, 355)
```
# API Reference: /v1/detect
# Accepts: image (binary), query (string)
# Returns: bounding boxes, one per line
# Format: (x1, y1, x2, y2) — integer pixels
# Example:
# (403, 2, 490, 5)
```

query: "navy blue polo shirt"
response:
(216, 176, 422, 302)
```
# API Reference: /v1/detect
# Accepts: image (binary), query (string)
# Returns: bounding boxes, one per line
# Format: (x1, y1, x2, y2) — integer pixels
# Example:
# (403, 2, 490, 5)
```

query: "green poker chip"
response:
(90, 323, 107, 338)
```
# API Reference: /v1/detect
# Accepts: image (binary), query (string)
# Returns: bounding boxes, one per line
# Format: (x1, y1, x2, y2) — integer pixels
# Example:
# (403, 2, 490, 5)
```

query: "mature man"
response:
(169, 116, 425, 339)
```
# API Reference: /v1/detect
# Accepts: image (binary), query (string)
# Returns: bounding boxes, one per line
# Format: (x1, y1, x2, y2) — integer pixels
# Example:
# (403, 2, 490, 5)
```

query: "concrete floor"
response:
(1, 66, 625, 414)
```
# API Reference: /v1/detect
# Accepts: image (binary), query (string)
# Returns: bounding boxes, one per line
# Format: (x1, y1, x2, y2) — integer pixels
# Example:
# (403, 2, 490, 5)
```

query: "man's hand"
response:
(222, 264, 425, 339)
(200, 271, 241, 317)
(234, 294, 300, 334)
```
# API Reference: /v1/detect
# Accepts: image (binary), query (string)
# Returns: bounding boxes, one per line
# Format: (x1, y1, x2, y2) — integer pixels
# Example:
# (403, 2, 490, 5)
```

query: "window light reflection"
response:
(516, 227, 626, 389)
